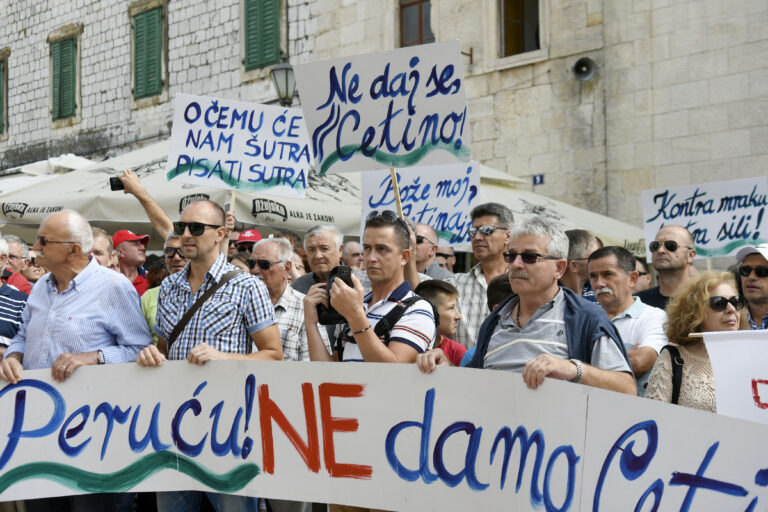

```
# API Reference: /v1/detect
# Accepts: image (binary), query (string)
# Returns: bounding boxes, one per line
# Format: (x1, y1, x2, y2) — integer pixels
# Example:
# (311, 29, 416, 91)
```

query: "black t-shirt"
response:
(635, 286, 669, 310)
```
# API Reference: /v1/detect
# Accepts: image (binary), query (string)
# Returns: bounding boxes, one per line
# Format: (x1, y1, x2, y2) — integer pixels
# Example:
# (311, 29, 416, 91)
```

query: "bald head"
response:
(182, 200, 226, 226)
(657, 225, 695, 248)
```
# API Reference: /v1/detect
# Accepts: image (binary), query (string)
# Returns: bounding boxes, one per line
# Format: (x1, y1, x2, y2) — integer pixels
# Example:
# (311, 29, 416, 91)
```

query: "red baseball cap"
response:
(112, 229, 150, 247)
(236, 229, 262, 245)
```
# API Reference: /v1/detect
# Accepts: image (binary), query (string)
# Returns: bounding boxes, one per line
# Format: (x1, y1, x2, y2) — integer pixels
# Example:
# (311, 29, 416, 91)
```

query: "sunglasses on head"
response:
(740, 265, 768, 278)
(173, 221, 221, 237)
(366, 210, 410, 233)
(708, 295, 745, 312)
(468, 225, 506, 238)
(649, 240, 690, 253)
(246, 259, 283, 271)
(415, 235, 436, 246)
(163, 247, 185, 259)
(503, 250, 560, 264)
(37, 235, 75, 246)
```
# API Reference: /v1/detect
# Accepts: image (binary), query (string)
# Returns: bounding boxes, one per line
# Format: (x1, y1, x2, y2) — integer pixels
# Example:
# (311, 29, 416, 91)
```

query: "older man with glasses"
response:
(418, 217, 635, 395)
(736, 243, 768, 330)
(636, 225, 697, 310)
(451, 202, 514, 349)
(413, 222, 453, 280)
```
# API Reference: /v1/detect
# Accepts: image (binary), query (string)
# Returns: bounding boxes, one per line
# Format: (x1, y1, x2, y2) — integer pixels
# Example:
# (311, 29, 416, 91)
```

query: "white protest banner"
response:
(361, 163, 479, 245)
(166, 93, 312, 198)
(2, 362, 768, 510)
(294, 41, 470, 175)
(640, 177, 768, 259)
(704, 330, 768, 425)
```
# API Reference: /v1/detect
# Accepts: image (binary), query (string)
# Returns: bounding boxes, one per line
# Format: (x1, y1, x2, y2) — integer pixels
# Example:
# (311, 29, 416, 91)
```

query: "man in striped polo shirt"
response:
(0, 237, 27, 356)
(304, 211, 436, 366)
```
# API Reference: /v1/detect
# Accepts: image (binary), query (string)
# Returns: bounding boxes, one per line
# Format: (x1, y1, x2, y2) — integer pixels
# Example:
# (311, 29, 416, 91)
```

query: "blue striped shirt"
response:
(4, 258, 152, 369)
(0, 283, 27, 344)
(155, 253, 276, 360)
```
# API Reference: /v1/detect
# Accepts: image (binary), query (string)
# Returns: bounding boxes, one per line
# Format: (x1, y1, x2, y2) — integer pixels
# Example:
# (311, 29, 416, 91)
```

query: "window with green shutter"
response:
(51, 38, 77, 120)
(244, 0, 280, 71)
(133, 7, 163, 99)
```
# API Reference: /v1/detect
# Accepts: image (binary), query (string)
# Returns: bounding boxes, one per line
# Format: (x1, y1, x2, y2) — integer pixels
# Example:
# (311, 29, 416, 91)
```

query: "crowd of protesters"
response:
(0, 169, 766, 512)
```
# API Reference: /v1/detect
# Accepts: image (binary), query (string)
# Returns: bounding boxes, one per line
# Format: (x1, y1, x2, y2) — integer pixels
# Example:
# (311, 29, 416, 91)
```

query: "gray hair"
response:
(304, 224, 343, 251)
(3, 235, 29, 257)
(255, 238, 293, 264)
(565, 229, 598, 261)
(470, 202, 515, 228)
(0, 238, 8, 257)
(164, 232, 180, 250)
(509, 217, 569, 259)
(63, 211, 93, 253)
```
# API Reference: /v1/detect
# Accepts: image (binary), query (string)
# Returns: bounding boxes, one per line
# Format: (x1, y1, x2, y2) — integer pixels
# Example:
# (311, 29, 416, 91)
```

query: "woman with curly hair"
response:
(645, 271, 748, 412)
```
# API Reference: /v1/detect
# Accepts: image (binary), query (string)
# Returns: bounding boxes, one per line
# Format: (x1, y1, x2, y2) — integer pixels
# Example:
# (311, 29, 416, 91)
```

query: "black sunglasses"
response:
(163, 247, 185, 259)
(246, 259, 283, 271)
(740, 265, 768, 278)
(436, 252, 453, 259)
(415, 235, 436, 246)
(367, 210, 410, 233)
(37, 236, 75, 246)
(637, 271, 649, 276)
(228, 240, 238, 247)
(503, 251, 560, 264)
(173, 221, 221, 236)
(708, 295, 746, 312)
(468, 225, 507, 238)
(649, 240, 690, 253)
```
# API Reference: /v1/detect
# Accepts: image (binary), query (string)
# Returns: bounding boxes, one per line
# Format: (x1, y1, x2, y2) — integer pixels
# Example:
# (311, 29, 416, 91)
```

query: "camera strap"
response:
(374, 295, 439, 346)
(167, 270, 242, 352)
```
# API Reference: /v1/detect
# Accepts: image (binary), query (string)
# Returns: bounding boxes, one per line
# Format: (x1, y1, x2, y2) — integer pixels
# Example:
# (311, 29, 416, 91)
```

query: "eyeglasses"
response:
(708, 295, 746, 312)
(163, 247, 185, 259)
(228, 240, 238, 247)
(637, 271, 649, 277)
(366, 210, 410, 233)
(649, 240, 690, 253)
(236, 242, 255, 252)
(436, 252, 453, 259)
(246, 259, 284, 271)
(29, 257, 41, 266)
(740, 265, 768, 278)
(173, 221, 222, 236)
(468, 225, 507, 238)
(416, 235, 436, 246)
(7, 254, 21, 261)
(37, 236, 75, 246)
(503, 251, 561, 264)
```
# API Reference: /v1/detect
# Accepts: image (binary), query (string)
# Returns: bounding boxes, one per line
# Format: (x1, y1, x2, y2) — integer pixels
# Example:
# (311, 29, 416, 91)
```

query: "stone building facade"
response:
(0, 0, 766, 226)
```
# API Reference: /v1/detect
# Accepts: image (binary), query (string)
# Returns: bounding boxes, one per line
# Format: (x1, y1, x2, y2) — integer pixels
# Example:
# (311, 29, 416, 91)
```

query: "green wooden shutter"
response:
(245, 0, 280, 71)
(0, 60, 4, 134)
(134, 7, 162, 99)
(52, 38, 76, 120)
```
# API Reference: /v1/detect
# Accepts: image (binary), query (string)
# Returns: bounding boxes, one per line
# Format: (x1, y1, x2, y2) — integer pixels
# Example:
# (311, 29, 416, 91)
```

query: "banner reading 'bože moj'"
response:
(1, 361, 767, 510)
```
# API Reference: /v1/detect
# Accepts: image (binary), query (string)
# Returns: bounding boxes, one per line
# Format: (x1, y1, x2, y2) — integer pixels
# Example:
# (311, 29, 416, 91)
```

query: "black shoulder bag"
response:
(660, 345, 684, 404)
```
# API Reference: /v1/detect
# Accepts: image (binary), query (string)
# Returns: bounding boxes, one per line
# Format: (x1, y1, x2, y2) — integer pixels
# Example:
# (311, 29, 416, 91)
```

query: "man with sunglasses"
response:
(634, 257, 652, 292)
(250, 238, 331, 361)
(0, 238, 28, 358)
(136, 200, 280, 512)
(141, 234, 189, 345)
(414, 223, 453, 280)
(435, 246, 455, 273)
(736, 243, 768, 330)
(303, 210, 435, 367)
(112, 229, 150, 296)
(636, 225, 697, 310)
(418, 217, 635, 395)
(452, 203, 514, 349)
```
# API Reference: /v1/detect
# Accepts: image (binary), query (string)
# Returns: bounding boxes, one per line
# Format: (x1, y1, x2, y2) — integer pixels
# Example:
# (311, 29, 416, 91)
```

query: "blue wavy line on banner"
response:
(696, 239, 768, 258)
(0, 451, 260, 494)
(318, 141, 471, 175)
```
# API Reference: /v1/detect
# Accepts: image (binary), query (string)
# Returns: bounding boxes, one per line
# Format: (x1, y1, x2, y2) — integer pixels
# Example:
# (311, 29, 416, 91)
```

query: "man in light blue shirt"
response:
(0, 210, 151, 383)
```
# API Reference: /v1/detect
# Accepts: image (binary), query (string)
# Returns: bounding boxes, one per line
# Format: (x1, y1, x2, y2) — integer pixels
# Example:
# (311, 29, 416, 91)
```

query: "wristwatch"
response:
(97, 350, 105, 365)
(569, 359, 583, 383)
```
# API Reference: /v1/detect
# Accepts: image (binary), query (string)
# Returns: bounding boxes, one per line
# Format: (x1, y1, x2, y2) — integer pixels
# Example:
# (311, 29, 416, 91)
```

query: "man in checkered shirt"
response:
(451, 203, 514, 349)
(136, 200, 282, 512)
(250, 237, 331, 361)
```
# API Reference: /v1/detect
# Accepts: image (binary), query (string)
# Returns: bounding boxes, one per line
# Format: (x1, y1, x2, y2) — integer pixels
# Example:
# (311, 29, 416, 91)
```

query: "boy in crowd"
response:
(414, 280, 466, 366)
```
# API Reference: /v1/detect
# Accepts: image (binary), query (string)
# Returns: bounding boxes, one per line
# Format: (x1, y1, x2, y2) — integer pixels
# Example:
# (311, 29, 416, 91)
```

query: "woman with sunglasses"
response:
(645, 271, 748, 412)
